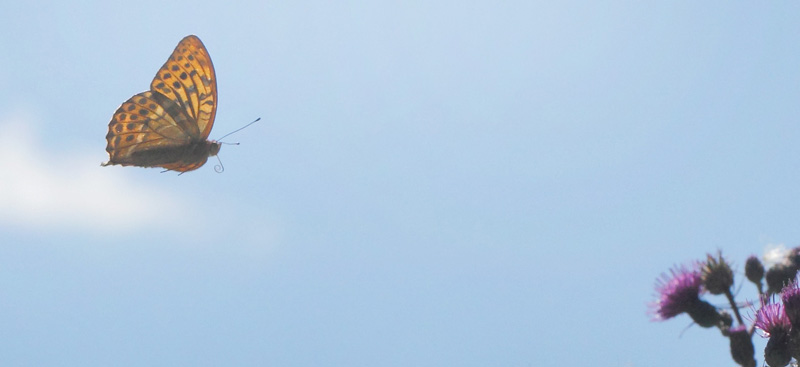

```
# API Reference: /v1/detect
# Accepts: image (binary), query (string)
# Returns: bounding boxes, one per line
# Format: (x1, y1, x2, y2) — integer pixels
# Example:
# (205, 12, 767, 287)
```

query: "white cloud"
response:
(0, 113, 190, 235)
(763, 243, 790, 268)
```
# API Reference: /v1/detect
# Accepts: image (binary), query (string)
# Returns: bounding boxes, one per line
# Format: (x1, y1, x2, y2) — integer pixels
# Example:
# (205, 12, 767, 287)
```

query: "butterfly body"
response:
(102, 35, 218, 173)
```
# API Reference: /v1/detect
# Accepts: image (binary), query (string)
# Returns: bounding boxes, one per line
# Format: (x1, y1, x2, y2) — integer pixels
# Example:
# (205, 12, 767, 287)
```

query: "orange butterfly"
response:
(102, 35, 220, 173)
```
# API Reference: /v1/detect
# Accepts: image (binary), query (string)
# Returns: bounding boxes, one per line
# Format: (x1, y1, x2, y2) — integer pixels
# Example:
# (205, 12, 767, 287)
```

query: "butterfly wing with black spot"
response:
(103, 35, 219, 172)
(149, 35, 217, 141)
(104, 91, 199, 167)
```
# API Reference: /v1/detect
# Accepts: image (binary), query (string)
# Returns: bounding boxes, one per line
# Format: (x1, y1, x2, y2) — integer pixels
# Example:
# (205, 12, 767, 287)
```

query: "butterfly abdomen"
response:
(125, 140, 221, 172)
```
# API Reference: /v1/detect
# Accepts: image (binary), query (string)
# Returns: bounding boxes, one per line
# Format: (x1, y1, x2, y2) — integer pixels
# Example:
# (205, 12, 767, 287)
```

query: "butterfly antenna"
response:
(214, 155, 225, 173)
(217, 117, 261, 143)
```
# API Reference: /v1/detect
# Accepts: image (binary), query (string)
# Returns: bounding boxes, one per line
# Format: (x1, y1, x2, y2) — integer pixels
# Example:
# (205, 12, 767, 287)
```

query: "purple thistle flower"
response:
(649, 264, 704, 321)
(754, 300, 791, 338)
(781, 281, 800, 328)
(754, 299, 793, 367)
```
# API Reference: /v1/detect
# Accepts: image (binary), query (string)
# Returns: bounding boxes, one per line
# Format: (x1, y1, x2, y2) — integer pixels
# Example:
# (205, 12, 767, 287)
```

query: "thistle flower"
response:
(650, 263, 720, 327)
(754, 300, 792, 367)
(650, 264, 703, 320)
(781, 281, 800, 328)
(754, 300, 791, 337)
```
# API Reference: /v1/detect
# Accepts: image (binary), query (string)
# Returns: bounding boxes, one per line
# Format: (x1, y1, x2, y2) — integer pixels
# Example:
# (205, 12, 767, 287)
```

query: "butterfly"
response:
(102, 35, 220, 173)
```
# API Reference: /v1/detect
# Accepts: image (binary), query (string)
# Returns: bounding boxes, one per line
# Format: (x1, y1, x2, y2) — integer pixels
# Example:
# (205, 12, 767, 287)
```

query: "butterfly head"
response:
(209, 141, 221, 156)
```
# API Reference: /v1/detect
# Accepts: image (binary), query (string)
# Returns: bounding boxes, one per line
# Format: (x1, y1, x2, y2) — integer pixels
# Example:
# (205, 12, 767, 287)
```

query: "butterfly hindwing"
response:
(105, 91, 196, 164)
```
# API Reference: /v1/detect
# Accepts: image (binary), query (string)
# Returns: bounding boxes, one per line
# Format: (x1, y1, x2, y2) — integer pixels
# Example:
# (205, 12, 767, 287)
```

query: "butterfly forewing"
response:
(103, 35, 220, 173)
(149, 36, 217, 140)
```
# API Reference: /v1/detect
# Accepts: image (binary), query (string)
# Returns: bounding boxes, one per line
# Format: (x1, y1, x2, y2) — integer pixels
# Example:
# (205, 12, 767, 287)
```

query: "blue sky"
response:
(1, 1, 799, 366)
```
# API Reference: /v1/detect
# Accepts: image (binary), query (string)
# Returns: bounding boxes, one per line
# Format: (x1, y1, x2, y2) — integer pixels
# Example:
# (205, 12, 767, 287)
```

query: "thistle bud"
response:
(728, 325, 755, 367)
(745, 255, 764, 285)
(702, 252, 734, 295)
(766, 265, 798, 295)
(686, 298, 721, 328)
(755, 301, 792, 367)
